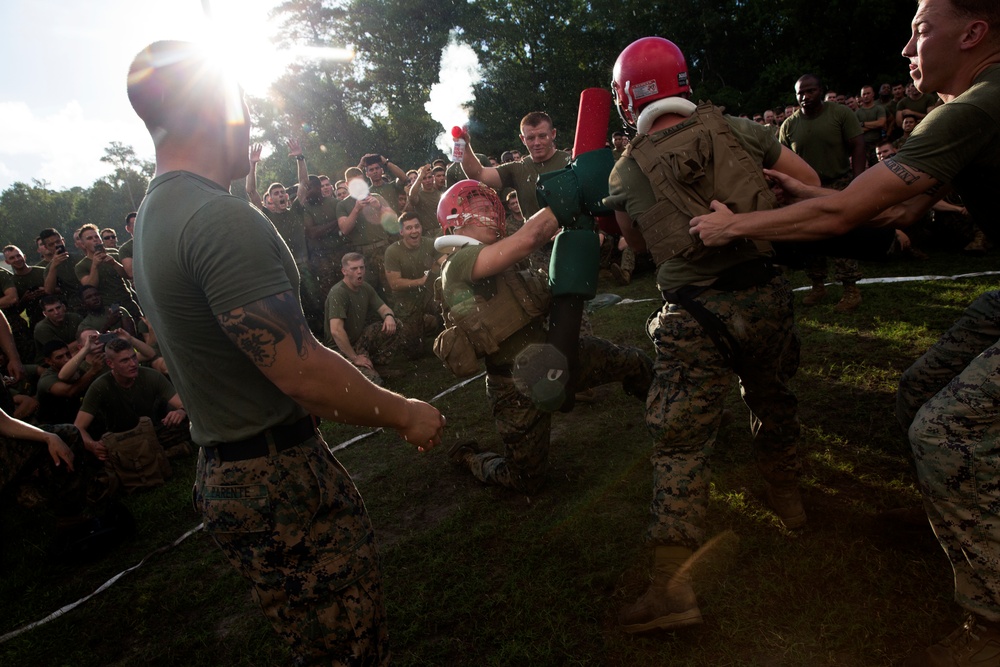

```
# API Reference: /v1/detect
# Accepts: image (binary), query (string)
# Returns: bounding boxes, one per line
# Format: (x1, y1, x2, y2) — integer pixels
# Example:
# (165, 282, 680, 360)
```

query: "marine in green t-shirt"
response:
(458, 111, 573, 218)
(780, 97, 864, 184)
(33, 298, 83, 354)
(383, 215, 442, 320)
(405, 166, 443, 237)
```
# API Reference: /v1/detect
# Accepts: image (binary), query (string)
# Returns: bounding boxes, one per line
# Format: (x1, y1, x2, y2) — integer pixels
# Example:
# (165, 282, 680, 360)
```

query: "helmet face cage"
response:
(612, 79, 637, 128)
(438, 180, 507, 238)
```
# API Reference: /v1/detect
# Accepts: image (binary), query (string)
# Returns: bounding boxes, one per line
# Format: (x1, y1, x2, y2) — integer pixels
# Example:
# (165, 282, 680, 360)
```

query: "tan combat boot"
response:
(964, 228, 988, 256)
(801, 282, 827, 306)
(765, 483, 807, 529)
(904, 614, 1000, 666)
(618, 545, 703, 633)
(834, 284, 862, 313)
(610, 263, 632, 286)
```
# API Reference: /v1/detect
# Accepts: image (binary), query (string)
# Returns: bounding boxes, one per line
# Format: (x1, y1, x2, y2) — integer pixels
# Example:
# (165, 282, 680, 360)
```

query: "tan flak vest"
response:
(624, 101, 776, 265)
(433, 265, 551, 377)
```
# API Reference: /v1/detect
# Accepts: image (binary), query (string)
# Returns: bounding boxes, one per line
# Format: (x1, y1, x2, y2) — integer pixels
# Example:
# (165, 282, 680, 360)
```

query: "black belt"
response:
(203, 416, 316, 463)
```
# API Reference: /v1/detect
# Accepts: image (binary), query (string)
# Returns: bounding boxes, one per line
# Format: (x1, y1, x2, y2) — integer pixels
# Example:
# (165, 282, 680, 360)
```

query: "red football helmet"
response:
(437, 180, 507, 237)
(612, 37, 690, 129)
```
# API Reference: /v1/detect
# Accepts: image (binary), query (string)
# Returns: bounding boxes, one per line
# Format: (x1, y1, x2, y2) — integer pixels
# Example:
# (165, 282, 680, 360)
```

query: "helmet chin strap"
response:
(636, 97, 697, 134)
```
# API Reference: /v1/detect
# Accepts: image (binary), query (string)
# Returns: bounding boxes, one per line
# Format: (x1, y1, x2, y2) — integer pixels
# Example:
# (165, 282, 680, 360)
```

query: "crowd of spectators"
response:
(0, 70, 987, 560)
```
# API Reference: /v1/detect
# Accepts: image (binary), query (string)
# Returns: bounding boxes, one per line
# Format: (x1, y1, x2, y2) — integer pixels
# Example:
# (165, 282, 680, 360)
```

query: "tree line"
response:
(0, 0, 916, 250)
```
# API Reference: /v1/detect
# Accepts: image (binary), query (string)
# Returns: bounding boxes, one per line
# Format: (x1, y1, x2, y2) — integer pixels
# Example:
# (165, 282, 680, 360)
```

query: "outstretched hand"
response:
(399, 399, 445, 453)
(250, 144, 263, 163)
(47, 434, 74, 471)
(689, 200, 736, 247)
(762, 168, 815, 203)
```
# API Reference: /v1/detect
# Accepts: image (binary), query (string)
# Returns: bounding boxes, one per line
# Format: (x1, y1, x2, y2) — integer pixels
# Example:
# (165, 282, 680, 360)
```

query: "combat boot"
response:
(448, 440, 479, 466)
(964, 228, 988, 256)
(610, 263, 632, 286)
(622, 350, 654, 400)
(904, 614, 1000, 666)
(834, 284, 862, 313)
(801, 282, 827, 306)
(618, 546, 703, 634)
(765, 483, 807, 529)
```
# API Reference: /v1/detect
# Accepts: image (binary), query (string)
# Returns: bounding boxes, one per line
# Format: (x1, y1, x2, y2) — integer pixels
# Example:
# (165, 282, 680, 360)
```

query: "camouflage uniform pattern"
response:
(804, 256, 863, 286)
(803, 175, 862, 289)
(195, 436, 389, 666)
(354, 320, 405, 369)
(466, 336, 651, 494)
(897, 290, 1000, 622)
(1, 424, 87, 513)
(645, 275, 801, 550)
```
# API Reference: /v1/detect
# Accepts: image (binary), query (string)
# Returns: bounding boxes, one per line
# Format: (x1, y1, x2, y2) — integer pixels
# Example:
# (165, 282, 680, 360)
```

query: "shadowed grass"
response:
(1, 249, 995, 666)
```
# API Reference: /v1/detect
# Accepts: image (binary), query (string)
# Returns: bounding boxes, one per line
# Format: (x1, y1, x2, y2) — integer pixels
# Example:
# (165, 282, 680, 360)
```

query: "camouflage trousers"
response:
(195, 435, 389, 666)
(0, 424, 87, 514)
(897, 290, 1000, 621)
(468, 336, 651, 494)
(645, 275, 801, 550)
(804, 256, 862, 285)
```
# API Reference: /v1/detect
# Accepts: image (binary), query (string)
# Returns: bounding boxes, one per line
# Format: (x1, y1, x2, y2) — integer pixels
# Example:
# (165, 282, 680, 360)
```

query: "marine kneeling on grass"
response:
(435, 180, 652, 494)
(73, 337, 190, 490)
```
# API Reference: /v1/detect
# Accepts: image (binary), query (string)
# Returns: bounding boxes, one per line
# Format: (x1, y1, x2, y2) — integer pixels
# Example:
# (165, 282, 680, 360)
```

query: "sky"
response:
(0, 0, 292, 193)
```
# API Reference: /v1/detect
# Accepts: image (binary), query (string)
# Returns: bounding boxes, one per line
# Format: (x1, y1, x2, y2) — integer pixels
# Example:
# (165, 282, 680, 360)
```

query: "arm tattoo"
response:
(882, 159, 919, 185)
(924, 182, 944, 198)
(216, 290, 316, 367)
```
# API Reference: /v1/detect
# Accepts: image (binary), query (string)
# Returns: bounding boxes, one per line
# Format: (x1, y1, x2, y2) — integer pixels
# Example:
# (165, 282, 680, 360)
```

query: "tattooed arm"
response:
(690, 159, 941, 246)
(216, 290, 444, 449)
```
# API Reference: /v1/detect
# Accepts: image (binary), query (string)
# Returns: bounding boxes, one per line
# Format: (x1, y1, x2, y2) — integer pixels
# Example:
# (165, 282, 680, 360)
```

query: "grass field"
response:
(1, 247, 997, 666)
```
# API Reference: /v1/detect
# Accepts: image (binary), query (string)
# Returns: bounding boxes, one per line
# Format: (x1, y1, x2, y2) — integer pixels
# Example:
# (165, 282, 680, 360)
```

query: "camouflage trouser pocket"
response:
(309, 539, 387, 660)
(200, 484, 271, 534)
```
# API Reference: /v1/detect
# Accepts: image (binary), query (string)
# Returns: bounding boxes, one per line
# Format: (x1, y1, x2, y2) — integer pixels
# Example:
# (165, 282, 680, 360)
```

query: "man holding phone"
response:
(39, 228, 84, 313)
(75, 224, 142, 320)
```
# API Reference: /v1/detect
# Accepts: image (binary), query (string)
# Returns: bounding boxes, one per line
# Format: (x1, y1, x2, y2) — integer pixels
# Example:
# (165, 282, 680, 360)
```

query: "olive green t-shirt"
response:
(383, 237, 439, 318)
(335, 196, 392, 247)
(896, 93, 939, 117)
(371, 180, 405, 214)
(303, 197, 348, 261)
(77, 306, 132, 335)
(495, 150, 572, 218)
(5, 267, 46, 325)
(409, 188, 443, 237)
(33, 313, 83, 351)
(134, 171, 306, 447)
(440, 245, 545, 370)
(117, 238, 133, 261)
(74, 256, 135, 307)
(606, 114, 780, 291)
(779, 101, 862, 183)
(894, 65, 1000, 236)
(264, 200, 308, 267)
(43, 255, 83, 311)
(80, 366, 176, 433)
(37, 366, 84, 425)
(855, 103, 887, 145)
(324, 280, 385, 346)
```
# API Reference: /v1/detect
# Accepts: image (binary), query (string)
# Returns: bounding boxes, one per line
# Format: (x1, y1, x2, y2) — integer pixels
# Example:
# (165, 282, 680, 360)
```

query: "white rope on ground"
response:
(14, 269, 986, 641)
(596, 270, 1000, 297)
(793, 270, 1000, 290)
(3, 370, 489, 642)
(0, 523, 205, 645)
